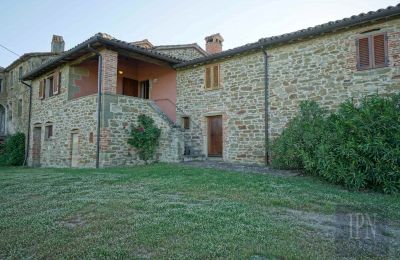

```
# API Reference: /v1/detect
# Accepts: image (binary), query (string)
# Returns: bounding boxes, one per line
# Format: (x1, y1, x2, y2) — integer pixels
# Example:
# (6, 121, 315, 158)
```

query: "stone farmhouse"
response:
(0, 4, 399, 168)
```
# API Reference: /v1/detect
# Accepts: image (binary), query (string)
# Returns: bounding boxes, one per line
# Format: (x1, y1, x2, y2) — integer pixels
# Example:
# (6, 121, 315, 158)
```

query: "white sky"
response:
(0, 0, 398, 67)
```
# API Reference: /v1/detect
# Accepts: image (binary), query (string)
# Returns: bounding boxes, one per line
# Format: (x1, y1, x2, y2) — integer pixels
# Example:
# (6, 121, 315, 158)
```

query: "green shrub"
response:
(271, 94, 400, 193)
(128, 114, 161, 164)
(271, 100, 326, 171)
(0, 133, 26, 166)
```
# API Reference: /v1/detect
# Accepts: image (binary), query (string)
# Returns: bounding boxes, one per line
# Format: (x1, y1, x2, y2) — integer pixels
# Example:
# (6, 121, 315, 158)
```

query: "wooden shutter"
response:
(213, 65, 219, 88)
(357, 37, 370, 70)
(183, 117, 190, 129)
(53, 71, 61, 94)
(205, 67, 211, 89)
(39, 79, 45, 99)
(373, 34, 386, 67)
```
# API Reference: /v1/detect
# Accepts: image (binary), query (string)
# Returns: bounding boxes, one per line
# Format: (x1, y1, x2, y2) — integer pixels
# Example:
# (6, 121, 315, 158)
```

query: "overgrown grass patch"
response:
(0, 164, 399, 258)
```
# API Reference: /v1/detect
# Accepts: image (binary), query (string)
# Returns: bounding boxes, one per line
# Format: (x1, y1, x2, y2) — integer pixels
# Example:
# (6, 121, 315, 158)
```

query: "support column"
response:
(100, 49, 118, 94)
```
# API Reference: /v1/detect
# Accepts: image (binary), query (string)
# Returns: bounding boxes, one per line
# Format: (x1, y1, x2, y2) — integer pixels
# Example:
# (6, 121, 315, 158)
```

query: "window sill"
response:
(205, 87, 222, 92)
(40, 93, 60, 101)
(357, 65, 389, 71)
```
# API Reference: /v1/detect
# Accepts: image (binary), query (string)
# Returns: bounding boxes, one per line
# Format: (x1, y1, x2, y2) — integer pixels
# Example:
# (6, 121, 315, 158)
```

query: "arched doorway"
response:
(0, 104, 5, 136)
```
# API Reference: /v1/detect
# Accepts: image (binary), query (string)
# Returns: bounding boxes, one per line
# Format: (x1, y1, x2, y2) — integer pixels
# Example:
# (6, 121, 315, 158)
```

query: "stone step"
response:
(183, 154, 206, 162)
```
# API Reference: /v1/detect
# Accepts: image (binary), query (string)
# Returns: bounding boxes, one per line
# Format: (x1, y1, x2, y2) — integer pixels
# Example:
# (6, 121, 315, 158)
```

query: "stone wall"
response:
(28, 65, 99, 168)
(155, 47, 205, 61)
(268, 18, 400, 138)
(176, 52, 266, 164)
(176, 18, 400, 165)
(99, 94, 183, 167)
(2, 55, 56, 136)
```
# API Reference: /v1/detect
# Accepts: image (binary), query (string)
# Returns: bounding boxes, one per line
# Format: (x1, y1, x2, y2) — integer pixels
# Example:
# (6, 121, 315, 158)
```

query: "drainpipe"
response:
(261, 48, 270, 166)
(20, 80, 32, 166)
(88, 45, 103, 169)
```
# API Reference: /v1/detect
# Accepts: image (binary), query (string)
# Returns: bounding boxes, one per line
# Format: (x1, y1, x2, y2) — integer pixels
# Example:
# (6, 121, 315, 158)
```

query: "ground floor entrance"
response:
(71, 133, 79, 167)
(207, 115, 223, 157)
(32, 127, 41, 167)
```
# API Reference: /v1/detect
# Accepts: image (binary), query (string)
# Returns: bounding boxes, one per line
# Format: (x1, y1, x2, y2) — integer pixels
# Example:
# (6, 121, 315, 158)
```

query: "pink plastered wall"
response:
(116, 57, 177, 121)
(72, 59, 99, 99)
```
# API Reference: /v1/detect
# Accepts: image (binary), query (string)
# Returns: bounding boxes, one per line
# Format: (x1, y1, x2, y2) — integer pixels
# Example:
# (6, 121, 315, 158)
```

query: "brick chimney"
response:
(205, 33, 223, 54)
(51, 35, 65, 53)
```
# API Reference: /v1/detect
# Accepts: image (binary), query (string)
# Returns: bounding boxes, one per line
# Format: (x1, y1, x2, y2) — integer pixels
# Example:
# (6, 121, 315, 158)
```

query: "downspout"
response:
(261, 48, 270, 166)
(88, 45, 103, 169)
(21, 80, 32, 166)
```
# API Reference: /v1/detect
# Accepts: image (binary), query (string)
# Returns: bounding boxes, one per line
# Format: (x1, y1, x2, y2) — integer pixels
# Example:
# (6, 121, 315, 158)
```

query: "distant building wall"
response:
(155, 47, 205, 61)
(5, 55, 56, 136)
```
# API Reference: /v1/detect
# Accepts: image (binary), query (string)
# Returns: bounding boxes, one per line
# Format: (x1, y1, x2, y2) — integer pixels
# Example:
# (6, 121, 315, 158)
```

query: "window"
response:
(89, 132, 94, 143)
(39, 79, 45, 99)
(10, 71, 13, 85)
(18, 99, 22, 117)
(8, 103, 12, 121)
(357, 33, 388, 70)
(45, 124, 53, 139)
(40, 74, 58, 100)
(122, 78, 139, 97)
(54, 71, 61, 94)
(0, 79, 3, 93)
(182, 117, 190, 129)
(18, 66, 23, 79)
(46, 76, 54, 97)
(205, 64, 220, 90)
(140, 80, 150, 99)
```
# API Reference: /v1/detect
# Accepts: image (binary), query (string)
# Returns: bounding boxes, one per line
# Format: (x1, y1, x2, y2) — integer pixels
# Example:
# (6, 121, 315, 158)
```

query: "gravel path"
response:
(181, 160, 300, 177)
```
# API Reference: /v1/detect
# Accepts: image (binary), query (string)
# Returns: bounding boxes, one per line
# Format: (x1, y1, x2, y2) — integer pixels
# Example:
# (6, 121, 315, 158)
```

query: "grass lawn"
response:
(0, 163, 399, 259)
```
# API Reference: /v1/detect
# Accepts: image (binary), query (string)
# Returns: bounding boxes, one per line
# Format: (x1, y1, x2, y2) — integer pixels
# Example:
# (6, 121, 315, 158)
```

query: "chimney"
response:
(205, 33, 224, 54)
(51, 35, 65, 53)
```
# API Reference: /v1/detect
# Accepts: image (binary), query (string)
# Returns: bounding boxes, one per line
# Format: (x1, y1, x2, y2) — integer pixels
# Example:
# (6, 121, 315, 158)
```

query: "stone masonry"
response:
(2, 55, 56, 136)
(99, 94, 183, 167)
(155, 48, 205, 61)
(176, 52, 266, 164)
(268, 18, 400, 138)
(176, 17, 400, 165)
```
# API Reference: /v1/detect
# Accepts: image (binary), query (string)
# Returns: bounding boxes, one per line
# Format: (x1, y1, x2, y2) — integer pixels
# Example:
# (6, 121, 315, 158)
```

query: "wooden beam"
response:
(69, 53, 97, 66)
(116, 49, 173, 68)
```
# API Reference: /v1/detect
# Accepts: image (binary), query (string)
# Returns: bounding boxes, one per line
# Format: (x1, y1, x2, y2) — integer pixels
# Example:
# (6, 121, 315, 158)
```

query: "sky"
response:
(0, 0, 398, 67)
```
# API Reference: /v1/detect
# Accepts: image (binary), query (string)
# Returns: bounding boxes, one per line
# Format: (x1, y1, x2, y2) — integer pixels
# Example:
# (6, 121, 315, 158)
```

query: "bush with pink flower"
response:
(128, 114, 161, 163)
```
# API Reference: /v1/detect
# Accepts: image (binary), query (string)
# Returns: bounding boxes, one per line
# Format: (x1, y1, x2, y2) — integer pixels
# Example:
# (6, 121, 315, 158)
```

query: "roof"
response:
(22, 33, 183, 80)
(175, 3, 400, 68)
(5, 52, 59, 72)
(0, 66, 4, 73)
(153, 43, 208, 56)
(131, 39, 154, 49)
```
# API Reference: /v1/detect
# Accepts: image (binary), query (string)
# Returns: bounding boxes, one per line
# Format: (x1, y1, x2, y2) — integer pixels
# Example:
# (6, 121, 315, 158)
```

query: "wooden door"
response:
(32, 127, 41, 167)
(71, 133, 79, 167)
(123, 78, 139, 97)
(208, 116, 223, 157)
